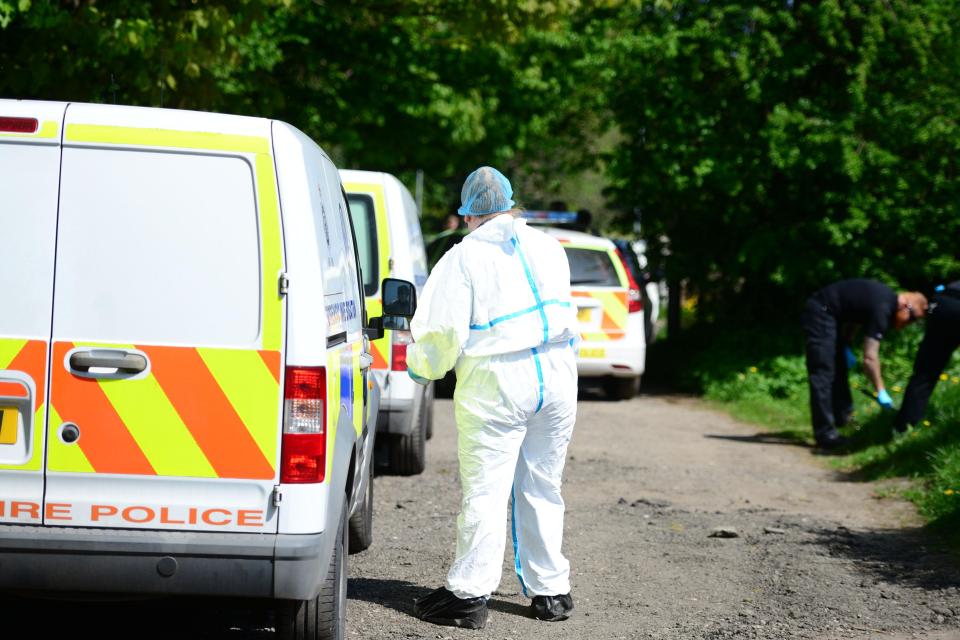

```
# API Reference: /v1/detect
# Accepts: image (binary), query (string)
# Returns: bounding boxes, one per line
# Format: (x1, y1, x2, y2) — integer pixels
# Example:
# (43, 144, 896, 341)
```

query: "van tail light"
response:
(281, 366, 326, 483)
(615, 249, 644, 314)
(0, 117, 38, 134)
(391, 330, 413, 372)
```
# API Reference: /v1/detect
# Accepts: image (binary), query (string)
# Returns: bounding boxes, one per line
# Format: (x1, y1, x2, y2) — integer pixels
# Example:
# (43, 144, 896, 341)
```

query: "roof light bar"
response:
(522, 210, 579, 224)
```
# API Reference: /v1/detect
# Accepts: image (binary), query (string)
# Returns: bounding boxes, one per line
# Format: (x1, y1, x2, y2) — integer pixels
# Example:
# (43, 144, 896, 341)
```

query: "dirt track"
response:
(348, 391, 960, 640)
(4, 391, 960, 639)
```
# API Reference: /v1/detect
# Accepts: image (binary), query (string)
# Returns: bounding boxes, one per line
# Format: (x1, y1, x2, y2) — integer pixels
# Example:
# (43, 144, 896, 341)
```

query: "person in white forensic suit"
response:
(407, 166, 579, 629)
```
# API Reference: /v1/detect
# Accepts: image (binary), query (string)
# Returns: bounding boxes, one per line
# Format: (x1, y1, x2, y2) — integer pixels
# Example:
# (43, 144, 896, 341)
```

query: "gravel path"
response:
(349, 392, 960, 640)
(4, 392, 958, 639)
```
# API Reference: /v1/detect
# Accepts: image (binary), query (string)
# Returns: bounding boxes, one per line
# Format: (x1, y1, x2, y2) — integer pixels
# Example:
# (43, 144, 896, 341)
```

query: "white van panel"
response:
(0, 472, 46, 523)
(277, 483, 329, 533)
(0, 143, 60, 338)
(55, 148, 261, 347)
(272, 122, 329, 363)
(398, 182, 429, 290)
(0, 99, 66, 517)
(385, 175, 428, 291)
(318, 157, 363, 341)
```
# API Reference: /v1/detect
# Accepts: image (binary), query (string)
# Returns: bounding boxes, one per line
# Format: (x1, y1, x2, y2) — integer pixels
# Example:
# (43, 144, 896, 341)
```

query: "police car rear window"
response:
(564, 247, 621, 287)
(348, 194, 378, 296)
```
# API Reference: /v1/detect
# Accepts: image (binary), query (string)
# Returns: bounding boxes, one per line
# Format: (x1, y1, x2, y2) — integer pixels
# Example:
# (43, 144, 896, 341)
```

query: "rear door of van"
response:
(0, 101, 65, 524)
(43, 104, 285, 533)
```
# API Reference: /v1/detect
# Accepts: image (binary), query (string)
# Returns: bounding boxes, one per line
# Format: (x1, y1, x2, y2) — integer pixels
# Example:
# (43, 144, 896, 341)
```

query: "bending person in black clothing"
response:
(895, 283, 960, 433)
(802, 279, 927, 449)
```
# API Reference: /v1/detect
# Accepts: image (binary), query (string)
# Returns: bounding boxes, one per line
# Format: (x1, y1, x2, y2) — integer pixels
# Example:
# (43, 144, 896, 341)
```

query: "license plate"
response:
(0, 407, 17, 445)
(579, 347, 606, 359)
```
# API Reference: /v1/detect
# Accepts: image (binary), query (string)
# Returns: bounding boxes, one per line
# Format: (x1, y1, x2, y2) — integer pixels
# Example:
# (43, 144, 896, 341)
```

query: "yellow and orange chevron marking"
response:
(0, 339, 48, 471)
(365, 297, 391, 370)
(49, 342, 281, 480)
(573, 290, 628, 342)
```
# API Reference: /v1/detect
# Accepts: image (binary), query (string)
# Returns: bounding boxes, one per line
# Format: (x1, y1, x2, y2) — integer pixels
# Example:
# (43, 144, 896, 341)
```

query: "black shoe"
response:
(531, 593, 574, 621)
(413, 587, 488, 629)
(815, 430, 850, 451)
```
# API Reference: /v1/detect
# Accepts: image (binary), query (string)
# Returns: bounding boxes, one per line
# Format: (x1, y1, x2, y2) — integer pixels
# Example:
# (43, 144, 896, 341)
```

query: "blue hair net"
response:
(457, 166, 516, 216)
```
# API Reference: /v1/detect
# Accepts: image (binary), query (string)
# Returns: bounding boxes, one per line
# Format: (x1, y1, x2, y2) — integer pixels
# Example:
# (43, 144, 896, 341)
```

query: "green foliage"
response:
(0, 1, 602, 228)
(599, 1, 960, 318)
(0, 1, 286, 109)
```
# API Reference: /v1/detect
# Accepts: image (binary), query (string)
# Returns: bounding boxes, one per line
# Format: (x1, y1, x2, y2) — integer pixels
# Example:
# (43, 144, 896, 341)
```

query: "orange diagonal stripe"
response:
(259, 350, 281, 384)
(147, 346, 275, 479)
(8, 340, 47, 410)
(52, 342, 155, 475)
(0, 382, 28, 397)
(602, 310, 620, 331)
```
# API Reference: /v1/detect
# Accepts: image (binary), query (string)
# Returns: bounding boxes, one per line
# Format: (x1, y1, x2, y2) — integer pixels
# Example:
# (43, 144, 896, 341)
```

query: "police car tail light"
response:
(391, 331, 413, 371)
(0, 116, 38, 133)
(615, 249, 644, 314)
(281, 366, 327, 483)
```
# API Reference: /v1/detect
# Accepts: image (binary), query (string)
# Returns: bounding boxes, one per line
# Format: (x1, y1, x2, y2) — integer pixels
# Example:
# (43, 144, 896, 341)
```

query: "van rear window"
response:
(564, 247, 622, 287)
(347, 194, 378, 296)
(55, 149, 261, 347)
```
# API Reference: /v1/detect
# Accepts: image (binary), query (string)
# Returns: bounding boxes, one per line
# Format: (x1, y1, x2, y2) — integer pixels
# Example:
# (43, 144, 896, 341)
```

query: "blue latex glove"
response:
(876, 388, 894, 410)
(844, 346, 857, 370)
(408, 369, 429, 386)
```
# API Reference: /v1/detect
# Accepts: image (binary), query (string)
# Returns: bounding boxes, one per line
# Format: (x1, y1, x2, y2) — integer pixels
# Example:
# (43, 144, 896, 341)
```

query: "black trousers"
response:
(802, 297, 852, 438)
(896, 293, 960, 429)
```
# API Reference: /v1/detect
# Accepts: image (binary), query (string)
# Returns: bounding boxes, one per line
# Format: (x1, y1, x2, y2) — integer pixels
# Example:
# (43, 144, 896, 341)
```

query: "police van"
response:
(341, 170, 433, 475)
(0, 100, 417, 640)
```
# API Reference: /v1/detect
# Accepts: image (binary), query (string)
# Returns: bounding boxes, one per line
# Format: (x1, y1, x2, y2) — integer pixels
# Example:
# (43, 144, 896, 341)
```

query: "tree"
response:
(0, 1, 601, 226)
(600, 1, 960, 321)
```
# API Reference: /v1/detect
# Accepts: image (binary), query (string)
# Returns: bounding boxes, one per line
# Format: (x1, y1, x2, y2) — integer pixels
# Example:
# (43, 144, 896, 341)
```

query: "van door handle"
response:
(359, 353, 374, 371)
(69, 350, 148, 375)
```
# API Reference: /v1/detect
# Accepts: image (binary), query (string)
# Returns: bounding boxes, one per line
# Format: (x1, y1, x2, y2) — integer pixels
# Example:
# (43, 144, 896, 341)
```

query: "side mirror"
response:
(364, 278, 418, 341)
(382, 278, 417, 317)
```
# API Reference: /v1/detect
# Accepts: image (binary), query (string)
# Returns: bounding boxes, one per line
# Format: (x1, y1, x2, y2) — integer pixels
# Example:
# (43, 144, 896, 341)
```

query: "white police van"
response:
(341, 170, 433, 475)
(0, 99, 417, 640)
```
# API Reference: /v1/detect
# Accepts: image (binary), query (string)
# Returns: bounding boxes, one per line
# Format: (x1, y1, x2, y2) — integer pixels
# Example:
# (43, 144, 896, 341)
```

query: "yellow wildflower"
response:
(749, 366, 758, 374)
(946, 489, 955, 496)
(940, 373, 949, 381)
(892, 385, 902, 393)
(923, 420, 931, 427)
(952, 377, 959, 384)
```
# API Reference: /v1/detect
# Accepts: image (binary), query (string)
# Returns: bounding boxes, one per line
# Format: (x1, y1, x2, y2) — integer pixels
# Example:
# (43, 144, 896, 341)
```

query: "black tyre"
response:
(276, 502, 348, 640)
(348, 457, 374, 553)
(606, 376, 638, 401)
(387, 394, 427, 475)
